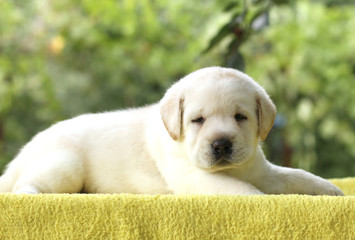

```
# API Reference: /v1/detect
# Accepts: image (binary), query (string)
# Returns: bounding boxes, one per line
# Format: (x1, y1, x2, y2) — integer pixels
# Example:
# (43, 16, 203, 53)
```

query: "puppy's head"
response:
(160, 67, 276, 171)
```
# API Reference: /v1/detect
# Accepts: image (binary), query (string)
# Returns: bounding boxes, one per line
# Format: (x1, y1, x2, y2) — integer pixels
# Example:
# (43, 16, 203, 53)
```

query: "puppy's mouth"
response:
(205, 157, 238, 171)
(215, 158, 232, 166)
(197, 157, 240, 172)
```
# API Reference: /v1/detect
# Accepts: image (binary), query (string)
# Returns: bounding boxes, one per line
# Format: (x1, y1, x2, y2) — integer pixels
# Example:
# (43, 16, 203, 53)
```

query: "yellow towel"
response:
(1, 178, 354, 239)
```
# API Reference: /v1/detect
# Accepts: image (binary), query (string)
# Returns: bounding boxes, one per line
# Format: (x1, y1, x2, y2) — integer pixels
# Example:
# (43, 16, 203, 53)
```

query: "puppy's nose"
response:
(211, 139, 232, 157)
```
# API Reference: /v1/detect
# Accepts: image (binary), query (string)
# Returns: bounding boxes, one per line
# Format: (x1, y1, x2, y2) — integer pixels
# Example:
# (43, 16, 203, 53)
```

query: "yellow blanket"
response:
(1, 178, 354, 239)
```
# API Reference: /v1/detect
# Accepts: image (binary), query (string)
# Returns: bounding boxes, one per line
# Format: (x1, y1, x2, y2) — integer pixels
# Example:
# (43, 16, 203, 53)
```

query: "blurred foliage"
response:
(1, 0, 355, 178)
(204, 0, 275, 70)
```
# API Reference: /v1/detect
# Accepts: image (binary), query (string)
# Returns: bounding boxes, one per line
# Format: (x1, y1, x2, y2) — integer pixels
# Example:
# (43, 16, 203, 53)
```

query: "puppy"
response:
(0, 67, 344, 195)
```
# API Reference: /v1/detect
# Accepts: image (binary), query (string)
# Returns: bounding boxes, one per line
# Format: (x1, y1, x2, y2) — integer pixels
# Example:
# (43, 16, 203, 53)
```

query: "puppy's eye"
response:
(192, 117, 205, 124)
(234, 113, 247, 122)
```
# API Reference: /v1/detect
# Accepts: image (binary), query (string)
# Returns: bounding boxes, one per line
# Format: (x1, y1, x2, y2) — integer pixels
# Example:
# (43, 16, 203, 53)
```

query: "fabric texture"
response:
(1, 178, 354, 239)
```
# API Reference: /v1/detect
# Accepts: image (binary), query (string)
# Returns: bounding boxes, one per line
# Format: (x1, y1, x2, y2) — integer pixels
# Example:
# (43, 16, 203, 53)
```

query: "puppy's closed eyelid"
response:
(192, 117, 205, 124)
(234, 113, 247, 121)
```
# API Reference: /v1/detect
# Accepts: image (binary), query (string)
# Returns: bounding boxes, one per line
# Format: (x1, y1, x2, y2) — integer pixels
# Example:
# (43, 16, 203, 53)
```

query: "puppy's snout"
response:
(211, 139, 232, 158)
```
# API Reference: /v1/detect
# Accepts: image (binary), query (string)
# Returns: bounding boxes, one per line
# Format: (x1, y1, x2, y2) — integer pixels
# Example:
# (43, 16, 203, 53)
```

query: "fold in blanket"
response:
(1, 178, 354, 239)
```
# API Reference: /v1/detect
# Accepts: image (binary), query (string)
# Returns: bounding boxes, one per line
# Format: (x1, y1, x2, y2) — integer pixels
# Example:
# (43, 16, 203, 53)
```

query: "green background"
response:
(1, 0, 355, 178)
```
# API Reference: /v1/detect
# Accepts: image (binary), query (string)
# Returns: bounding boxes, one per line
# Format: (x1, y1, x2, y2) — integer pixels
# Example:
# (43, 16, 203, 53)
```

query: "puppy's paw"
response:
(309, 180, 344, 196)
(14, 185, 41, 194)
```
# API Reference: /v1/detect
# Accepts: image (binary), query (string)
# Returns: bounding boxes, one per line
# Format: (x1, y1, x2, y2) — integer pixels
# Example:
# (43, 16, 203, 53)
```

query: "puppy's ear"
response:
(256, 90, 276, 141)
(160, 86, 184, 141)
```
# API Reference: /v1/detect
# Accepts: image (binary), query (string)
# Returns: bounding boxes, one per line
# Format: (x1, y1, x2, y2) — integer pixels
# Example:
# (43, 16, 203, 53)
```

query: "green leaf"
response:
(202, 22, 231, 54)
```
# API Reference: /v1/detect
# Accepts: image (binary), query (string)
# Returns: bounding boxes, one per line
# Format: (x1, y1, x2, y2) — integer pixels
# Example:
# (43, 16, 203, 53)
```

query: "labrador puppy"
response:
(0, 67, 344, 195)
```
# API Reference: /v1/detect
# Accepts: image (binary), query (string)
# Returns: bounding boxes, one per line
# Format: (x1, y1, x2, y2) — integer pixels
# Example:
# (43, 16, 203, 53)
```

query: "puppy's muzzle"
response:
(211, 138, 232, 162)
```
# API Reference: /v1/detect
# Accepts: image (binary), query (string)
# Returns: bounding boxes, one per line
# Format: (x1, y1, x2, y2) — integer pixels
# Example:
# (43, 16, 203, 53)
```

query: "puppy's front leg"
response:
(174, 171, 263, 195)
(251, 161, 344, 196)
(163, 160, 263, 195)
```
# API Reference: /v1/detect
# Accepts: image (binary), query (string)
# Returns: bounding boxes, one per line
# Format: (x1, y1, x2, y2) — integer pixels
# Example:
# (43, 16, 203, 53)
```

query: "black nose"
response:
(211, 139, 232, 157)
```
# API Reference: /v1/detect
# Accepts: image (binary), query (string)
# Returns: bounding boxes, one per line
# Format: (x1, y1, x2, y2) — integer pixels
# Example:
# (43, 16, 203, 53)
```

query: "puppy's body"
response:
(1, 107, 170, 194)
(0, 67, 344, 195)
